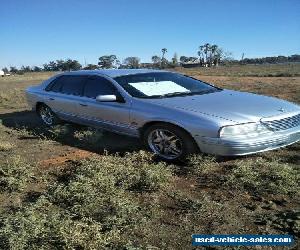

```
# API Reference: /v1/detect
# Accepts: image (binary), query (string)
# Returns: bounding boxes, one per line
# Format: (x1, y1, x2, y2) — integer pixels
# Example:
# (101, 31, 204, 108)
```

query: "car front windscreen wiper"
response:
(148, 89, 219, 99)
(145, 91, 190, 99)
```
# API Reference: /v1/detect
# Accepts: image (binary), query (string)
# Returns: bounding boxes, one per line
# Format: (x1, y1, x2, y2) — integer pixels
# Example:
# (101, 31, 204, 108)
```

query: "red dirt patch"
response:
(38, 149, 97, 169)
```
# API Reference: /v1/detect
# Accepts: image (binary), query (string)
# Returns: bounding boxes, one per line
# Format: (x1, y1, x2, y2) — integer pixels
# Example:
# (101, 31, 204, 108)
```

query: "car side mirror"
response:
(96, 94, 126, 103)
(96, 95, 117, 102)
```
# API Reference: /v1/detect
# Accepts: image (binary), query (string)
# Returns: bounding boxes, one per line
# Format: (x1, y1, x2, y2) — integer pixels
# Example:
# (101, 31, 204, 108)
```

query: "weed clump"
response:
(186, 154, 218, 175)
(0, 141, 14, 152)
(74, 128, 103, 145)
(0, 156, 34, 192)
(226, 157, 300, 195)
(0, 197, 110, 249)
(0, 151, 172, 249)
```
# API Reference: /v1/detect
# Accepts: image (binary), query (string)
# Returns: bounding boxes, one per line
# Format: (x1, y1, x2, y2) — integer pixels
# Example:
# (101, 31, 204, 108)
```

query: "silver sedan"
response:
(26, 69, 300, 161)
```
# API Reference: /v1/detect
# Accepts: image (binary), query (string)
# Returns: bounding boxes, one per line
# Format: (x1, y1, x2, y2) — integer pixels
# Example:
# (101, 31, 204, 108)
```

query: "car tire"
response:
(37, 104, 60, 126)
(143, 123, 199, 162)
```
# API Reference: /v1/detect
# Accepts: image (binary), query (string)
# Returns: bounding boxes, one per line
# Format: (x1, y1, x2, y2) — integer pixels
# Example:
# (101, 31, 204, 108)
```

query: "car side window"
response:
(60, 76, 86, 96)
(46, 75, 86, 96)
(45, 76, 64, 92)
(83, 76, 117, 98)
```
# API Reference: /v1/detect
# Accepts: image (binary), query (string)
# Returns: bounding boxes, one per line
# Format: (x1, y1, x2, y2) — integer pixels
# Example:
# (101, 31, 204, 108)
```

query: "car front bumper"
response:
(195, 126, 300, 156)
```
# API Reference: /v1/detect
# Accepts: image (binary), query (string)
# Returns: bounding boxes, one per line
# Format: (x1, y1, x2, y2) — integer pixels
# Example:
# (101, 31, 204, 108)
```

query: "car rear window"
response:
(46, 75, 86, 96)
(46, 76, 64, 92)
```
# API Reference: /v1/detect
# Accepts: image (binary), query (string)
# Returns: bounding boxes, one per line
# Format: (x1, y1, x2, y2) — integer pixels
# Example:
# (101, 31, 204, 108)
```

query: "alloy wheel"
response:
(148, 129, 183, 160)
(39, 106, 54, 125)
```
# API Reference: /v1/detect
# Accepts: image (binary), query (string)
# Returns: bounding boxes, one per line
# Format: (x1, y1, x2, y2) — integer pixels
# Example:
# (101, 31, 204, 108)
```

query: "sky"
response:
(0, 0, 299, 68)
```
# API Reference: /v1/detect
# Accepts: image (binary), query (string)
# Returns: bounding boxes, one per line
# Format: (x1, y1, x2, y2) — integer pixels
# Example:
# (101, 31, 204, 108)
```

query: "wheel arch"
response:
(139, 121, 199, 150)
(35, 102, 60, 125)
(35, 102, 45, 112)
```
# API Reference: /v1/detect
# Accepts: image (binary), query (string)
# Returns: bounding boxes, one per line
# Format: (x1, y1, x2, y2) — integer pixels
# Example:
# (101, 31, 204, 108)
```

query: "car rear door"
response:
(76, 75, 135, 135)
(44, 75, 86, 121)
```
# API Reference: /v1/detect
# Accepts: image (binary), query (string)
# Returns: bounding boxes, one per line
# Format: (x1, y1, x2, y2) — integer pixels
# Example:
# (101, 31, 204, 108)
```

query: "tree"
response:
(72, 60, 81, 71)
(180, 56, 188, 63)
(43, 63, 51, 71)
(222, 51, 235, 65)
(42, 59, 81, 71)
(2, 67, 8, 73)
(151, 55, 161, 68)
(213, 47, 224, 66)
(171, 53, 178, 66)
(203, 43, 211, 66)
(10, 67, 18, 73)
(289, 54, 300, 62)
(197, 46, 205, 66)
(151, 55, 161, 64)
(161, 48, 168, 68)
(210, 44, 218, 66)
(48, 61, 58, 71)
(83, 64, 99, 70)
(21, 65, 31, 72)
(56, 60, 65, 71)
(180, 56, 198, 64)
(161, 48, 167, 60)
(98, 55, 118, 68)
(197, 43, 226, 66)
(123, 57, 140, 68)
(64, 59, 82, 71)
(33, 66, 42, 72)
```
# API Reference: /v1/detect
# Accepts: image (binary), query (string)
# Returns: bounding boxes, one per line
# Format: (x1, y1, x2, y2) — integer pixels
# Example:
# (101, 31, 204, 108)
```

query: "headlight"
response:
(219, 122, 270, 139)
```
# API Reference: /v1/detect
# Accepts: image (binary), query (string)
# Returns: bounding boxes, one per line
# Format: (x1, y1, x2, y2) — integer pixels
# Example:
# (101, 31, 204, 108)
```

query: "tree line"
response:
(240, 54, 300, 64)
(2, 59, 82, 74)
(2, 44, 300, 73)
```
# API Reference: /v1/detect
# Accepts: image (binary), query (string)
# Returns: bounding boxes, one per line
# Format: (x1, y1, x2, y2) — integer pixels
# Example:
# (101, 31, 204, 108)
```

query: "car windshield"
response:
(113, 72, 221, 98)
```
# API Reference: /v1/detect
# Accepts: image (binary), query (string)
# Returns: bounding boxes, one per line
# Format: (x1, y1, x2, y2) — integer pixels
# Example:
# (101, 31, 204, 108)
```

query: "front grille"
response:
(262, 113, 300, 131)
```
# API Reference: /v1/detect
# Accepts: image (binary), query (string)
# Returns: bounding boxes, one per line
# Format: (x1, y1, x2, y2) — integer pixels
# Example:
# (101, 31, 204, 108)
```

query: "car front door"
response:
(76, 75, 135, 136)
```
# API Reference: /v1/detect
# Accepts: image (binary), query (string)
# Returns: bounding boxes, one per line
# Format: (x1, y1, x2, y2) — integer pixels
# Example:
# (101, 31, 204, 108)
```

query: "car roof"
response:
(63, 69, 166, 78)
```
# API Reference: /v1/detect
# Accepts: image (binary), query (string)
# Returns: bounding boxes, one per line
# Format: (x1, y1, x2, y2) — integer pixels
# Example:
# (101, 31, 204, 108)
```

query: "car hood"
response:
(145, 89, 300, 123)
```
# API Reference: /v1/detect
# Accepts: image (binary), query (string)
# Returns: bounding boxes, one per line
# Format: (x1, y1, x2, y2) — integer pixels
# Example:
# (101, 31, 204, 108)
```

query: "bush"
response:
(186, 154, 218, 175)
(66, 151, 172, 192)
(0, 151, 172, 249)
(48, 124, 74, 139)
(74, 128, 103, 145)
(0, 156, 34, 192)
(0, 141, 14, 152)
(0, 197, 111, 250)
(226, 158, 300, 195)
(168, 191, 202, 212)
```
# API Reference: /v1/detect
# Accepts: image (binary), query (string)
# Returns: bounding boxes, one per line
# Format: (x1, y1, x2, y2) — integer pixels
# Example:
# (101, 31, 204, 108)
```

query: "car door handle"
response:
(49, 97, 55, 101)
(79, 103, 88, 107)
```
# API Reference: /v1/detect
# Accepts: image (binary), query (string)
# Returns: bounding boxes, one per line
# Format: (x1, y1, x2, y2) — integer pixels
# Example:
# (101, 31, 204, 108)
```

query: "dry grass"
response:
(0, 72, 56, 111)
(0, 142, 14, 152)
(175, 63, 300, 77)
